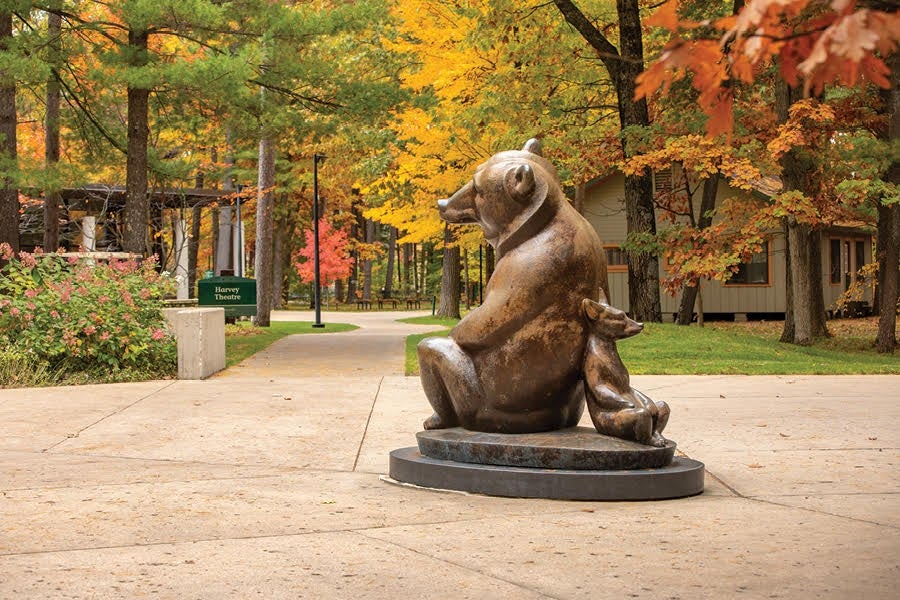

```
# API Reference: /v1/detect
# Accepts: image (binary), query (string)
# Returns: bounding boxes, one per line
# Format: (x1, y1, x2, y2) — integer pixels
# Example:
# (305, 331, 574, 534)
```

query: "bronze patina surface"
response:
(582, 296, 670, 446)
(416, 427, 675, 470)
(418, 139, 608, 434)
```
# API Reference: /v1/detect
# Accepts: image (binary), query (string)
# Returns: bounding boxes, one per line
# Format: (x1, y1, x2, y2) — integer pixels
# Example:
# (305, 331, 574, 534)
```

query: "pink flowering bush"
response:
(0, 244, 176, 377)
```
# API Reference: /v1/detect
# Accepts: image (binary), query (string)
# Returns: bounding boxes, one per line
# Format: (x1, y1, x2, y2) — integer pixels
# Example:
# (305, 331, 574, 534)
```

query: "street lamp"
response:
(235, 183, 244, 278)
(312, 153, 326, 328)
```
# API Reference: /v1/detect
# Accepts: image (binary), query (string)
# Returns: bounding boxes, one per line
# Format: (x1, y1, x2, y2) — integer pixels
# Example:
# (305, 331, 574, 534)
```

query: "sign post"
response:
(198, 275, 257, 318)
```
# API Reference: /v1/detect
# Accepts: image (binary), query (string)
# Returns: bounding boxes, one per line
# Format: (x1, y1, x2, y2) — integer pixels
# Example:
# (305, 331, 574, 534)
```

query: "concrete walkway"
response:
(1, 311, 898, 599)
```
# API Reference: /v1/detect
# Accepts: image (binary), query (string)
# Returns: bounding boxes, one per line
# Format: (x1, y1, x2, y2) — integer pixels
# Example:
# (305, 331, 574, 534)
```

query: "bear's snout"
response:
(626, 322, 644, 337)
(437, 182, 478, 224)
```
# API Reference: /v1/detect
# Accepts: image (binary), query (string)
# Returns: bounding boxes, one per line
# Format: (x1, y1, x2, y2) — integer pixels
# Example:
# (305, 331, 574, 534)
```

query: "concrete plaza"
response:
(1, 310, 898, 599)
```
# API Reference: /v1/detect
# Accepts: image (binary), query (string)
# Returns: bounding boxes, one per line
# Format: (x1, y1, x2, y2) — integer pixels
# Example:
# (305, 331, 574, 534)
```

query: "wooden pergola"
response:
(60, 185, 230, 211)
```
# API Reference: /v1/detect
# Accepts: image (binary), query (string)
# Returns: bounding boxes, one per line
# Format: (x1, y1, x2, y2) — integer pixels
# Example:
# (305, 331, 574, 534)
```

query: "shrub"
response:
(0, 348, 59, 387)
(0, 244, 177, 375)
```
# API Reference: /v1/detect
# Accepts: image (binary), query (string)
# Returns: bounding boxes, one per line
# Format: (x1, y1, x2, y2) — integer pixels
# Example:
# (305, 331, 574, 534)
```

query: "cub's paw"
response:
(649, 432, 668, 448)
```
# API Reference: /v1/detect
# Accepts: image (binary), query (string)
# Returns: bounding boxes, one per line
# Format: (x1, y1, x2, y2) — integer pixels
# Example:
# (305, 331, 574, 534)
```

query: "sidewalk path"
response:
(1, 310, 898, 599)
(220, 309, 439, 377)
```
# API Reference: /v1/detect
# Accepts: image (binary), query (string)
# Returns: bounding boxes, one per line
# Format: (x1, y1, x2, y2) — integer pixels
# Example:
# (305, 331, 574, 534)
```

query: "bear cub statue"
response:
(582, 294, 670, 447)
(417, 139, 607, 434)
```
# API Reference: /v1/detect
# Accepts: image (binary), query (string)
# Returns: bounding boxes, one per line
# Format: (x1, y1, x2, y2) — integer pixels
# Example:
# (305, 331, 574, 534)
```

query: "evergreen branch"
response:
(247, 79, 344, 109)
(54, 67, 126, 155)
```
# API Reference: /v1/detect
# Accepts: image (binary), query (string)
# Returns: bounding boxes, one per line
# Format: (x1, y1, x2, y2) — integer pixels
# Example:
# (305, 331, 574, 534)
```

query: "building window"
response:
(855, 240, 866, 272)
(727, 241, 770, 285)
(654, 167, 672, 194)
(605, 245, 627, 273)
(830, 239, 842, 284)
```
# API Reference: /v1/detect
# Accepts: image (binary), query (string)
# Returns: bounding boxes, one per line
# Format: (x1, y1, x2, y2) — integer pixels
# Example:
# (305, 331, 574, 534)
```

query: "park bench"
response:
(378, 297, 399, 309)
(406, 296, 423, 309)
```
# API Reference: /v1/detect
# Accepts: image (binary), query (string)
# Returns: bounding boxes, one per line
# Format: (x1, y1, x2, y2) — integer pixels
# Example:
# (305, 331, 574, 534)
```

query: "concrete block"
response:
(161, 308, 182, 332)
(170, 307, 226, 380)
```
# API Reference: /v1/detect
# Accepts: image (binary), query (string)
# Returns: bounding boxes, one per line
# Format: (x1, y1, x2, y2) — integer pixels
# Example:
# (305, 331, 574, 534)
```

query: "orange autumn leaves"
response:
(637, 0, 900, 136)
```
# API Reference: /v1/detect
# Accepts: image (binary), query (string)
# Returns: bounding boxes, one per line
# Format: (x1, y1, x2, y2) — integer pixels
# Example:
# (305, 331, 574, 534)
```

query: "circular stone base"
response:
(416, 427, 675, 470)
(389, 447, 705, 501)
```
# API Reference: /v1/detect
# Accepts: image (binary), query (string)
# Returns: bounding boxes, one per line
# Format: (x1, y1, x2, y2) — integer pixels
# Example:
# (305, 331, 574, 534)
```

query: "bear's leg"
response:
(417, 336, 484, 430)
(589, 408, 653, 444)
(646, 400, 671, 447)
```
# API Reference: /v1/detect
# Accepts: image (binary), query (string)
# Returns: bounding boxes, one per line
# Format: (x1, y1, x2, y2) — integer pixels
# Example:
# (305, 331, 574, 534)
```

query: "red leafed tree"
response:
(637, 0, 899, 137)
(294, 220, 353, 287)
(638, 0, 898, 351)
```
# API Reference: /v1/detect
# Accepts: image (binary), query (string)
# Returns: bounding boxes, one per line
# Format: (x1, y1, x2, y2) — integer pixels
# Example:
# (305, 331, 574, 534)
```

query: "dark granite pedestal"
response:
(389, 427, 704, 501)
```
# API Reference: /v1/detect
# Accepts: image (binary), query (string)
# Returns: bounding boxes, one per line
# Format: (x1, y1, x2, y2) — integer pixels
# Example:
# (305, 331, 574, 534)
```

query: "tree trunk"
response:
(188, 204, 201, 298)
(485, 243, 495, 284)
(150, 205, 165, 266)
(463, 248, 470, 309)
(43, 11, 62, 251)
(421, 243, 431, 295)
(384, 225, 396, 297)
(123, 28, 150, 255)
(403, 242, 412, 296)
(573, 182, 586, 215)
(271, 221, 285, 310)
(254, 135, 275, 326)
(347, 248, 358, 302)
(786, 221, 815, 345)
(0, 11, 18, 253)
(396, 239, 403, 290)
(552, 0, 660, 322)
(412, 244, 419, 293)
(362, 218, 374, 300)
(874, 204, 899, 353)
(780, 221, 795, 342)
(875, 52, 900, 354)
(436, 225, 461, 318)
(776, 77, 828, 345)
(677, 174, 720, 325)
(876, 51, 899, 353)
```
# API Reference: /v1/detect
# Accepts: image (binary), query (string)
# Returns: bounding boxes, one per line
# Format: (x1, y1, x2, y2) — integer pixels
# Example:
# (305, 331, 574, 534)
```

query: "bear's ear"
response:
(597, 289, 609, 304)
(505, 164, 535, 202)
(582, 298, 604, 321)
(522, 138, 543, 156)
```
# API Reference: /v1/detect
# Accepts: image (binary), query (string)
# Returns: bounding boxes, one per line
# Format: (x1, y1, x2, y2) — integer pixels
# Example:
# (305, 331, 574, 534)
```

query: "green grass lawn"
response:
(399, 315, 461, 375)
(403, 317, 899, 376)
(226, 320, 357, 368)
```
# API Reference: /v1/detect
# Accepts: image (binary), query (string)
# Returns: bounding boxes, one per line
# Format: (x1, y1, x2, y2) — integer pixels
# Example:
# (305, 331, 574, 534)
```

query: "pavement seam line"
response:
(703, 469, 745, 498)
(41, 380, 178, 453)
(3, 473, 292, 493)
(351, 529, 562, 600)
(744, 496, 900, 530)
(352, 376, 383, 472)
(0, 510, 576, 561)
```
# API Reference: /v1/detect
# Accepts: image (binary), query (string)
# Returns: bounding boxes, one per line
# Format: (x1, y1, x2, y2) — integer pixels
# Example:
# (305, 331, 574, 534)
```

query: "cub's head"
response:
(438, 139, 560, 248)
(582, 294, 644, 341)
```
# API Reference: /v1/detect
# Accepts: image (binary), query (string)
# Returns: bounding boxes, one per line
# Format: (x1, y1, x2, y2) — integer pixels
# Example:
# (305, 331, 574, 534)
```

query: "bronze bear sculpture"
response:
(417, 139, 609, 433)
(582, 295, 670, 446)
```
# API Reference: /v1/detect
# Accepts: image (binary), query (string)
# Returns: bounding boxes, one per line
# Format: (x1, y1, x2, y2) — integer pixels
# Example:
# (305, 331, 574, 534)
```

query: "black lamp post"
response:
(235, 184, 244, 277)
(312, 153, 326, 328)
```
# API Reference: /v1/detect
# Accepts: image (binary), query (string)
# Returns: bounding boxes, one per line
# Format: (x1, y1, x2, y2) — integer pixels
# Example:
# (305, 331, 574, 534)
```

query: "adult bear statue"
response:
(418, 139, 609, 433)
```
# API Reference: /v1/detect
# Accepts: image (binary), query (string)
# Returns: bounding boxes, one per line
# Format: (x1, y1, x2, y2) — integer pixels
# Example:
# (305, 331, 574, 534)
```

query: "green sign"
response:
(198, 276, 257, 317)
